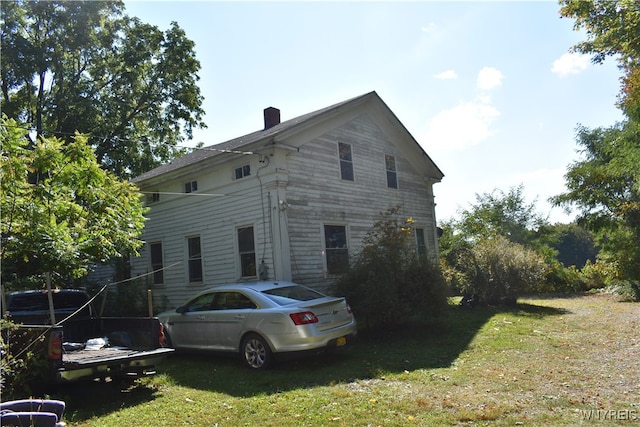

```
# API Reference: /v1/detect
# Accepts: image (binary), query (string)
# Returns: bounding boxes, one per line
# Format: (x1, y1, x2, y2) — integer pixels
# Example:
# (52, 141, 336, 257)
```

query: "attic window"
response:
(147, 192, 160, 203)
(338, 142, 354, 181)
(235, 164, 251, 180)
(385, 155, 398, 189)
(184, 181, 198, 193)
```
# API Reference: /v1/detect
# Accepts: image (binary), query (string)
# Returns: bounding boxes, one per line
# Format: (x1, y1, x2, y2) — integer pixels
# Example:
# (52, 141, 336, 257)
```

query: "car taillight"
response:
(346, 303, 353, 314)
(48, 330, 63, 361)
(158, 323, 166, 347)
(290, 311, 318, 325)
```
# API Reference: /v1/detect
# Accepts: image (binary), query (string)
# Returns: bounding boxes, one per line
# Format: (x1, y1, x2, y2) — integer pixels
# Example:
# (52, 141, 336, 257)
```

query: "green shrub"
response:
(86, 278, 151, 316)
(0, 320, 51, 399)
(332, 207, 448, 329)
(455, 236, 548, 306)
(544, 262, 588, 294)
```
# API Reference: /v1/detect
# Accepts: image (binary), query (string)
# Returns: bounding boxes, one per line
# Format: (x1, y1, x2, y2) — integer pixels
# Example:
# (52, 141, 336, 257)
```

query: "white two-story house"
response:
(130, 91, 444, 308)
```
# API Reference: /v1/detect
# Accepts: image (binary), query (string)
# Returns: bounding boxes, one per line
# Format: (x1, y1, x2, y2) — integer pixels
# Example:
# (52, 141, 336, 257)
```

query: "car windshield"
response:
(261, 285, 324, 305)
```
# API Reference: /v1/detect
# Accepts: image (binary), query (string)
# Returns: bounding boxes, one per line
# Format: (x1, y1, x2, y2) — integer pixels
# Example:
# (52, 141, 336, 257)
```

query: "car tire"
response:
(241, 333, 273, 369)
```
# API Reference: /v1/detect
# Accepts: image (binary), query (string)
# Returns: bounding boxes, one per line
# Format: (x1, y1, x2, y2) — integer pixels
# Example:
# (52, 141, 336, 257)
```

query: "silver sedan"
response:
(157, 281, 357, 369)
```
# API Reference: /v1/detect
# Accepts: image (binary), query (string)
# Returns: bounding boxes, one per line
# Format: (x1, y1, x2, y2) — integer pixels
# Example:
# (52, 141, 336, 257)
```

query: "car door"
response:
(203, 291, 256, 351)
(168, 292, 216, 349)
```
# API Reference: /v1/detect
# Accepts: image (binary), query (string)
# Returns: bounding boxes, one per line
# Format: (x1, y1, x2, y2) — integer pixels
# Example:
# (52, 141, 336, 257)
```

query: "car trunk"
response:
(299, 297, 352, 331)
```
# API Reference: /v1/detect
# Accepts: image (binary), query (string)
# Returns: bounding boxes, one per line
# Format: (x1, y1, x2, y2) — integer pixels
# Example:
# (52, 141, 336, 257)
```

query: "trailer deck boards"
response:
(62, 347, 174, 366)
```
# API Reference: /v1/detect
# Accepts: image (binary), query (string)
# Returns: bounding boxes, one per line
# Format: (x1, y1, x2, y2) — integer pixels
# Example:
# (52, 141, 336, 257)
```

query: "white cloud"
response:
(434, 70, 458, 80)
(422, 67, 504, 152)
(477, 67, 504, 91)
(423, 99, 500, 151)
(551, 52, 590, 77)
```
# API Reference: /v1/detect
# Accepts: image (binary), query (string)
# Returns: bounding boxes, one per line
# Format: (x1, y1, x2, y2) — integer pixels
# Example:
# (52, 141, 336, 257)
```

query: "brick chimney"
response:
(264, 107, 280, 130)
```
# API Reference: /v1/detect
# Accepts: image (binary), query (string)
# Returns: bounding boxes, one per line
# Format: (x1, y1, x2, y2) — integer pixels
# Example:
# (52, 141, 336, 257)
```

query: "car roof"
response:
(7, 289, 89, 298)
(200, 281, 301, 294)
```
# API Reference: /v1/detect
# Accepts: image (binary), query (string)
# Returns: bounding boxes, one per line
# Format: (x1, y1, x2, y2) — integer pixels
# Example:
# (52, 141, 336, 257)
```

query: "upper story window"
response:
(385, 154, 398, 189)
(338, 142, 354, 181)
(147, 192, 160, 203)
(235, 164, 251, 180)
(184, 180, 198, 193)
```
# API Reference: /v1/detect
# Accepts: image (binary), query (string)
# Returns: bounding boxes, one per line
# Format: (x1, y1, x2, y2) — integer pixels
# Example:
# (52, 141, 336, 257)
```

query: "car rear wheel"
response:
(241, 334, 273, 369)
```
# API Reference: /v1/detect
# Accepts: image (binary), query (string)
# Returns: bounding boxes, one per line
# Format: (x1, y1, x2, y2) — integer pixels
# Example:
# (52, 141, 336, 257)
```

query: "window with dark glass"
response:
(184, 293, 216, 312)
(211, 292, 257, 310)
(184, 181, 198, 193)
(338, 142, 354, 181)
(235, 164, 251, 180)
(147, 192, 160, 203)
(385, 154, 398, 189)
(187, 236, 203, 282)
(416, 228, 427, 257)
(150, 242, 164, 284)
(238, 226, 256, 277)
(324, 224, 349, 274)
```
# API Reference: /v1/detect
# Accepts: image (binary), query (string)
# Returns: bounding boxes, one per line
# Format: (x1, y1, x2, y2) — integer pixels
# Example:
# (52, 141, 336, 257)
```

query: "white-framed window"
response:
(184, 180, 198, 193)
(416, 228, 427, 257)
(385, 154, 398, 189)
(338, 142, 354, 181)
(149, 242, 164, 284)
(234, 164, 251, 180)
(323, 224, 349, 274)
(187, 236, 203, 282)
(237, 226, 256, 278)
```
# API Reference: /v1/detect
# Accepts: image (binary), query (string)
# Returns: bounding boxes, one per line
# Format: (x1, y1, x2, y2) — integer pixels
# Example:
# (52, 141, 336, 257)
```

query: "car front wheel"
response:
(241, 333, 273, 369)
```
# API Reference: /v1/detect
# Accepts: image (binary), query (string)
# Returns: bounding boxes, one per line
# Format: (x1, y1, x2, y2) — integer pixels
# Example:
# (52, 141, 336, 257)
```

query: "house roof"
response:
(133, 91, 443, 184)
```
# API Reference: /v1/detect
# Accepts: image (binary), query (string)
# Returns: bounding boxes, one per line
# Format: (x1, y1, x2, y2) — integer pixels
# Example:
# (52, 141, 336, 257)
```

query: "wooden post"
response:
(147, 289, 153, 318)
(45, 272, 56, 325)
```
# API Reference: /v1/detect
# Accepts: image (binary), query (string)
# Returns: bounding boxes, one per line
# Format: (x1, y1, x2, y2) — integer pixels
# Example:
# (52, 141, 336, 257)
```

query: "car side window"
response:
(185, 293, 216, 312)
(211, 292, 256, 310)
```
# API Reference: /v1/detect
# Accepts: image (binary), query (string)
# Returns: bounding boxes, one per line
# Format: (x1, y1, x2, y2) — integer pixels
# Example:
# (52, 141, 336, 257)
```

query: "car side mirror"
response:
(176, 306, 186, 314)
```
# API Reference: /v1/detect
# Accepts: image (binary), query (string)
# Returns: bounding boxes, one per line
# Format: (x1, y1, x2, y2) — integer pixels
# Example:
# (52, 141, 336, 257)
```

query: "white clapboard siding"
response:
(130, 92, 443, 308)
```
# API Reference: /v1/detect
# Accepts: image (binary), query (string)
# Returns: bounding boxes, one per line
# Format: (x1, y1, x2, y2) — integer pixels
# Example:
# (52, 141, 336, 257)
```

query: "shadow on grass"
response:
(56, 299, 571, 418)
(149, 299, 569, 397)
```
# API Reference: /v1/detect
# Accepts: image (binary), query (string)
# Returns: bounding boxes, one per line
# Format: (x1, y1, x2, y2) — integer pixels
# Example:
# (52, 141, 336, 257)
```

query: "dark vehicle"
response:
(5, 289, 93, 325)
(2, 289, 174, 384)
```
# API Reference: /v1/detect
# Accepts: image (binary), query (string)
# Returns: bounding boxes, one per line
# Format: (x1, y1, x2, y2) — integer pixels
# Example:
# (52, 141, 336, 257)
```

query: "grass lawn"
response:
(55, 293, 639, 426)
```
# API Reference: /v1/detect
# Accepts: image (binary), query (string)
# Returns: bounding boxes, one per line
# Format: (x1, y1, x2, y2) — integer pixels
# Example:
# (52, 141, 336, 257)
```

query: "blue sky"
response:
(124, 1, 624, 224)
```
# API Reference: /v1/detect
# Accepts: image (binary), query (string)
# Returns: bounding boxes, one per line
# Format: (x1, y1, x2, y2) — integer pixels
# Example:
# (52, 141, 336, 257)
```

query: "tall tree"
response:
(559, 0, 640, 120)
(456, 185, 548, 246)
(1, 0, 205, 178)
(1, 117, 147, 283)
(552, 122, 640, 280)
(555, 0, 640, 283)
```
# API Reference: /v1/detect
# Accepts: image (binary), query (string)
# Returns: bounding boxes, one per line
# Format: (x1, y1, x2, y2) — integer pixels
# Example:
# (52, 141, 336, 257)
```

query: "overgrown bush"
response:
(85, 279, 152, 316)
(332, 207, 448, 330)
(453, 236, 548, 306)
(0, 320, 51, 399)
(544, 262, 588, 294)
(581, 259, 640, 301)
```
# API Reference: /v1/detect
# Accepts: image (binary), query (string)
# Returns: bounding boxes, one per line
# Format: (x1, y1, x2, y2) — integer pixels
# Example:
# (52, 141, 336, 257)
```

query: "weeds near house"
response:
(50, 293, 638, 426)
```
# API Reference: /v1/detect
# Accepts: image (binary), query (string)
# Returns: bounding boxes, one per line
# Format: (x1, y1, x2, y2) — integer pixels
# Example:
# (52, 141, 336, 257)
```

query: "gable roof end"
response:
(132, 91, 443, 184)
